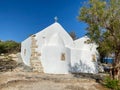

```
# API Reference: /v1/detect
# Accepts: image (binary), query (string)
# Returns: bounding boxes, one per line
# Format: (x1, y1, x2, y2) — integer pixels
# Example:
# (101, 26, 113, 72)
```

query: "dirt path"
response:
(0, 71, 109, 90)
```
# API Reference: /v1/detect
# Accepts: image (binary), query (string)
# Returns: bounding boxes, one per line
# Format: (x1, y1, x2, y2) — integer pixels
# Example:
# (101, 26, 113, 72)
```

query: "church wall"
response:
(21, 37, 32, 66)
(70, 48, 82, 72)
(41, 46, 70, 74)
(65, 47, 71, 72)
(70, 48, 98, 74)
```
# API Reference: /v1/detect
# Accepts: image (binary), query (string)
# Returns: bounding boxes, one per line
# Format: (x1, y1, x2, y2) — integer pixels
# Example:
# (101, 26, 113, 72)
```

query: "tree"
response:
(0, 40, 20, 54)
(69, 31, 78, 40)
(78, 0, 120, 79)
(4, 40, 20, 53)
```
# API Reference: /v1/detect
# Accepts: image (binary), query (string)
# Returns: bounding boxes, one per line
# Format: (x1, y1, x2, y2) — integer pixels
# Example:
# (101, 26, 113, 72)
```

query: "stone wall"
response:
(30, 35, 44, 73)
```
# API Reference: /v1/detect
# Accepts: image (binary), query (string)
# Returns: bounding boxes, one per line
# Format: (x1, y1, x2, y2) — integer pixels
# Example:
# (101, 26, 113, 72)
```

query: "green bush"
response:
(104, 76, 120, 90)
(0, 40, 20, 54)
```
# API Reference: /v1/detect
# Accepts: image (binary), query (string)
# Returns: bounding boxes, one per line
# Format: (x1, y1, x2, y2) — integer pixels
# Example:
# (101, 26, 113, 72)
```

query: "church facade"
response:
(21, 22, 99, 74)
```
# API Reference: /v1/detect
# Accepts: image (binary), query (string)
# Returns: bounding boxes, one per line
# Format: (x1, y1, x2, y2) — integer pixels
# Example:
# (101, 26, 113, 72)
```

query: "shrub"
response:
(0, 40, 20, 54)
(104, 76, 120, 90)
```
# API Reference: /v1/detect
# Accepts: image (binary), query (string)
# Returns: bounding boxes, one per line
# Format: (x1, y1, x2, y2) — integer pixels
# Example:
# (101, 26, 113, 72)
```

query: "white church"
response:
(21, 19, 99, 74)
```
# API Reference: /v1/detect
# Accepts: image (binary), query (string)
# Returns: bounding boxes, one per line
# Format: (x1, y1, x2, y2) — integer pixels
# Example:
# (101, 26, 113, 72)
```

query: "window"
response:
(24, 49, 26, 56)
(92, 54, 96, 62)
(61, 53, 65, 61)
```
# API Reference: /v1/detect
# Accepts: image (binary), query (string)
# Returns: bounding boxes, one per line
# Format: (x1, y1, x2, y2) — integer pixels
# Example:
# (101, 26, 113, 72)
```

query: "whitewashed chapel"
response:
(21, 20, 99, 74)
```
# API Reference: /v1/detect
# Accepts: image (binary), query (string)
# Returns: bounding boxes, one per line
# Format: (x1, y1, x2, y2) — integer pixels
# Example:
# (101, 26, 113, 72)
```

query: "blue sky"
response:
(0, 0, 87, 42)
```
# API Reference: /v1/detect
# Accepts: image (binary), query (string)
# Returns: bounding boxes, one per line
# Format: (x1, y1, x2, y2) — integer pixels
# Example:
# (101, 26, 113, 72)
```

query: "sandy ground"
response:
(0, 71, 109, 90)
(0, 53, 109, 90)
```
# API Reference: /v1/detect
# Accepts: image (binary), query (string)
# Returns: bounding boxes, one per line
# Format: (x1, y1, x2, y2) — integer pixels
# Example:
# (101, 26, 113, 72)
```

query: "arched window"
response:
(61, 53, 65, 61)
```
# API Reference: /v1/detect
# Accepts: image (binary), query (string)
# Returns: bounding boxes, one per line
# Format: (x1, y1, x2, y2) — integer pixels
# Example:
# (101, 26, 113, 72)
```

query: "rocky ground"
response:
(0, 53, 109, 90)
(0, 72, 109, 90)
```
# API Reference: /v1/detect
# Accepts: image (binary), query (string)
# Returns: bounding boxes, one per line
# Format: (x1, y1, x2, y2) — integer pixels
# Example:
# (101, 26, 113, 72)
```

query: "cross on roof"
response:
(54, 16, 58, 22)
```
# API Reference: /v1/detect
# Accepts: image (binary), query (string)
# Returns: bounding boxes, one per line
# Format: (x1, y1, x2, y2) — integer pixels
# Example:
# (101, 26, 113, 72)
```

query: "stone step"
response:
(31, 45, 38, 48)
(30, 60, 40, 63)
(31, 47, 36, 51)
(31, 42, 37, 44)
(31, 38, 37, 41)
(33, 69, 43, 73)
(32, 66, 43, 69)
(32, 67, 43, 69)
(31, 39, 37, 41)
(31, 44, 38, 46)
(31, 50, 37, 52)
(30, 55, 38, 57)
(31, 53, 38, 57)
(30, 61, 44, 73)
(32, 62, 42, 65)
(31, 60, 40, 62)
(31, 48, 36, 51)
(31, 52, 41, 56)
(30, 58, 38, 60)
(31, 41, 37, 43)
(32, 67, 43, 70)
(31, 62, 43, 66)
(31, 54, 36, 57)
(31, 41, 37, 44)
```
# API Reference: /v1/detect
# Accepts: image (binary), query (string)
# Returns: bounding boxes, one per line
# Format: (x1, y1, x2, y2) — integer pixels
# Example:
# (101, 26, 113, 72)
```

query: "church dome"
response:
(48, 33, 65, 47)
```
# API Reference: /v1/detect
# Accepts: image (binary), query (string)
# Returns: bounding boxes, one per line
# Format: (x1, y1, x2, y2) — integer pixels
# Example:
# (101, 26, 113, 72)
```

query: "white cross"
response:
(54, 16, 58, 22)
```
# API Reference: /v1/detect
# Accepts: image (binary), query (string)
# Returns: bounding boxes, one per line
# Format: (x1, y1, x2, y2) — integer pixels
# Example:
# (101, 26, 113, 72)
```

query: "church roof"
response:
(74, 36, 98, 50)
(35, 22, 73, 47)
(73, 36, 91, 50)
